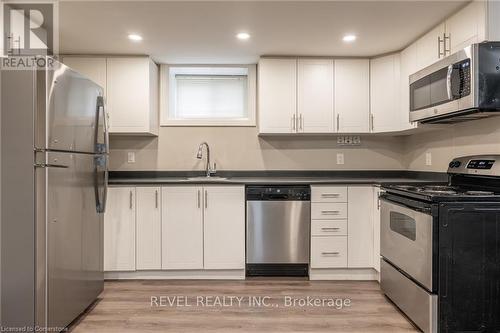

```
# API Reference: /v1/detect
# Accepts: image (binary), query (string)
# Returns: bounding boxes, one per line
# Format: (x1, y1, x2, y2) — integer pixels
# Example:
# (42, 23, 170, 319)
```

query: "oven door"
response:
(409, 46, 474, 123)
(380, 198, 434, 291)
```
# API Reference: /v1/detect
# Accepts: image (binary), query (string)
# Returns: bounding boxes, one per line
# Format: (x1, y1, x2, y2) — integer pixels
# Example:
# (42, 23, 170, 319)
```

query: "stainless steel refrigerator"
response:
(1, 58, 108, 331)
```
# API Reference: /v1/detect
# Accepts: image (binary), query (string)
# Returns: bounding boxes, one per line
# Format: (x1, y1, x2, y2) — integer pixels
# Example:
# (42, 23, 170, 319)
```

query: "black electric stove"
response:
(380, 155, 500, 333)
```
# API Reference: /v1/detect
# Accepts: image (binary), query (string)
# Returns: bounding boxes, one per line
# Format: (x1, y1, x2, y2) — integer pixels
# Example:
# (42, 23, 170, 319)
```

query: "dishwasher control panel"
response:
(246, 186, 311, 201)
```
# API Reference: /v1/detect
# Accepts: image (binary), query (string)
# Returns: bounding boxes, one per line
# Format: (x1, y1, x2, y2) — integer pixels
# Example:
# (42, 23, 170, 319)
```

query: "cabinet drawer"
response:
(311, 186, 347, 202)
(311, 203, 347, 219)
(311, 236, 348, 268)
(311, 220, 347, 236)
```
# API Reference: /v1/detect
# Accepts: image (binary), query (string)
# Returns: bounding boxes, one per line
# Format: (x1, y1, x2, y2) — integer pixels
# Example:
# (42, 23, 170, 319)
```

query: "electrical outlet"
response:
(336, 153, 345, 165)
(425, 152, 432, 166)
(127, 152, 136, 164)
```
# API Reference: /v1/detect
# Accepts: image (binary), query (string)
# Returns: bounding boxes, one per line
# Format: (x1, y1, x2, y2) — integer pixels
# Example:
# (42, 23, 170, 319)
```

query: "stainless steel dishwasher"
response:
(246, 185, 311, 277)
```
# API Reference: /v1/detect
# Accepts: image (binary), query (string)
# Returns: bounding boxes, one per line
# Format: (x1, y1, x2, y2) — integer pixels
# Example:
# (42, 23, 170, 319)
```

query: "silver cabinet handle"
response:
(197, 190, 201, 208)
(321, 210, 340, 214)
(321, 227, 340, 231)
(321, 193, 340, 198)
(292, 114, 296, 132)
(299, 113, 303, 131)
(444, 33, 450, 56)
(438, 35, 445, 58)
(155, 190, 158, 209)
(129, 190, 133, 209)
(34, 163, 69, 169)
(336, 114, 340, 132)
(205, 189, 208, 209)
(322, 252, 340, 256)
(370, 113, 374, 131)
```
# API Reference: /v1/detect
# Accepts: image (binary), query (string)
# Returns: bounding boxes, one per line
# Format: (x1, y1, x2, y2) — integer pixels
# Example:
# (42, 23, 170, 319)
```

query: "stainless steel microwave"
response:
(409, 42, 500, 124)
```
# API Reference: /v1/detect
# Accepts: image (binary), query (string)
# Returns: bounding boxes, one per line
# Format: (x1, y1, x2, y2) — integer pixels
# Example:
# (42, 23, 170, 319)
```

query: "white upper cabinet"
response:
(445, 1, 486, 54)
(400, 43, 418, 130)
(370, 54, 401, 133)
(258, 58, 297, 134)
(104, 187, 136, 272)
(416, 23, 446, 71)
(107, 57, 159, 135)
(136, 187, 161, 270)
(61, 57, 107, 95)
(334, 59, 370, 133)
(161, 186, 204, 270)
(203, 186, 245, 270)
(297, 59, 334, 133)
(61, 56, 159, 136)
(347, 186, 374, 268)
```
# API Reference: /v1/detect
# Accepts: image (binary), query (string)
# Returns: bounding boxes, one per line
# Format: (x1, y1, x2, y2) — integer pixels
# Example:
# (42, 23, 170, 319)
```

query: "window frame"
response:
(160, 64, 256, 127)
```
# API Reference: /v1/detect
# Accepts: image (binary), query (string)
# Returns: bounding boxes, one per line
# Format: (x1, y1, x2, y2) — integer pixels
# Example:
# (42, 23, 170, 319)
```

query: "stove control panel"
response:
(448, 155, 500, 176)
(467, 160, 495, 170)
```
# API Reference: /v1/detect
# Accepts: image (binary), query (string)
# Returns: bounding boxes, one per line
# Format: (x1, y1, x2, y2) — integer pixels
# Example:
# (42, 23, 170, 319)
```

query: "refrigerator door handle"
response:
(95, 96, 109, 154)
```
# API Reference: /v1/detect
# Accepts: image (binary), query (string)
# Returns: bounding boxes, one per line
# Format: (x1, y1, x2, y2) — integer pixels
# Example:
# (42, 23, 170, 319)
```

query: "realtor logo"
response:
(2, 2, 56, 56)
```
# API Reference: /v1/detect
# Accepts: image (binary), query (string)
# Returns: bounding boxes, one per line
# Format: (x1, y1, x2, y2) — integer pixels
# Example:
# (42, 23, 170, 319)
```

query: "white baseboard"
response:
(309, 268, 379, 281)
(104, 269, 245, 280)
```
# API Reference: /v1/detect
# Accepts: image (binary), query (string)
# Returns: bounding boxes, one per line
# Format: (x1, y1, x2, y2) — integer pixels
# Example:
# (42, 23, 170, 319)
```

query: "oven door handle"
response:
(380, 195, 432, 215)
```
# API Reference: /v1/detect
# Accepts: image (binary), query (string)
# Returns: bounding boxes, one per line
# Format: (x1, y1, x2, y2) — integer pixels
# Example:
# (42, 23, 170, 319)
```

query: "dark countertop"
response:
(108, 170, 448, 186)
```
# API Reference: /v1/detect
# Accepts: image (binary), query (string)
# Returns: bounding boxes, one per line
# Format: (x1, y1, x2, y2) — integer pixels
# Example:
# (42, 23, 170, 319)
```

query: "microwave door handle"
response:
(446, 64, 453, 100)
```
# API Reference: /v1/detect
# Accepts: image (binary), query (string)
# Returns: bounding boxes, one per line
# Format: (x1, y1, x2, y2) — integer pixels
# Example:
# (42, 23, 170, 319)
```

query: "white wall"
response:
(402, 117, 500, 172)
(109, 127, 405, 171)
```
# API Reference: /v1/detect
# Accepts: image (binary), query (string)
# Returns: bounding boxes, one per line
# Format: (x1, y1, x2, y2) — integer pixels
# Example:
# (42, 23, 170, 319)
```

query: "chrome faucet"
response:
(196, 142, 216, 177)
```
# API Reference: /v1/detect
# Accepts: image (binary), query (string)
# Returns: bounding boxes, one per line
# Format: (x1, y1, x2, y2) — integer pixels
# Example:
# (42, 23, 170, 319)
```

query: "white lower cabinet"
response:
(347, 186, 374, 268)
(373, 187, 382, 272)
(161, 186, 204, 270)
(136, 187, 161, 270)
(161, 185, 245, 270)
(311, 236, 348, 268)
(310, 185, 379, 277)
(104, 187, 136, 271)
(203, 186, 245, 269)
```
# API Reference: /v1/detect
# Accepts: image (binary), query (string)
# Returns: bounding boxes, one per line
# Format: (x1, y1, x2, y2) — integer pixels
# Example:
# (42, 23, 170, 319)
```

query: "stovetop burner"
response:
(385, 183, 500, 202)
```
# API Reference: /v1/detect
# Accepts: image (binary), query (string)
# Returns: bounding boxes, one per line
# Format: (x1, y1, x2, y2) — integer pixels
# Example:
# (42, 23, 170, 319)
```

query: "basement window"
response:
(161, 65, 256, 126)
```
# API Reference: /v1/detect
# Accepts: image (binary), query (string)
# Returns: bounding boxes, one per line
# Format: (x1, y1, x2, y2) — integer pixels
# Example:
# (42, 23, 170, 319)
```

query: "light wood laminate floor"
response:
(69, 279, 418, 332)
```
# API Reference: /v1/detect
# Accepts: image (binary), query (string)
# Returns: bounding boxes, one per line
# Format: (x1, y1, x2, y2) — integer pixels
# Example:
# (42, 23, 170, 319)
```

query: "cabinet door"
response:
(104, 187, 136, 271)
(400, 44, 418, 130)
(162, 186, 203, 270)
(446, 1, 486, 54)
(373, 187, 381, 272)
(203, 186, 245, 269)
(334, 59, 370, 133)
(370, 54, 401, 132)
(416, 23, 446, 70)
(106, 57, 151, 134)
(258, 58, 297, 134)
(297, 59, 334, 133)
(61, 57, 107, 96)
(347, 186, 374, 268)
(136, 187, 161, 270)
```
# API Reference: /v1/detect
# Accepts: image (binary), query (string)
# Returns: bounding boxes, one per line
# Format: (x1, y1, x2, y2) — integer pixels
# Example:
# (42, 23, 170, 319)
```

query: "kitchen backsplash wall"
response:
(109, 126, 406, 171)
(402, 116, 500, 172)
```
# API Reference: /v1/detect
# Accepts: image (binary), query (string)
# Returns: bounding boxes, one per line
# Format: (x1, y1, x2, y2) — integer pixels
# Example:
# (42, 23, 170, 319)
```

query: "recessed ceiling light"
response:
(128, 34, 143, 42)
(236, 32, 251, 40)
(343, 34, 357, 42)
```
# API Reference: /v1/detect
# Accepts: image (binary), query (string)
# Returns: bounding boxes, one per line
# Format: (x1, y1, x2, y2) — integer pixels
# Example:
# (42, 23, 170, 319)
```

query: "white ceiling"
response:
(59, 0, 469, 64)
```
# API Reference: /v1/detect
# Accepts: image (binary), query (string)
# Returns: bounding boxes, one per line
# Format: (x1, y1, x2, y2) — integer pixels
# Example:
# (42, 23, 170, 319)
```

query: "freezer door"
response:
(44, 61, 105, 153)
(45, 151, 103, 330)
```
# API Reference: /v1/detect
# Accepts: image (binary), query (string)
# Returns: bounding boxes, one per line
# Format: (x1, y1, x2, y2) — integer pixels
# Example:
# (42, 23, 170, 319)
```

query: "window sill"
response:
(161, 119, 256, 127)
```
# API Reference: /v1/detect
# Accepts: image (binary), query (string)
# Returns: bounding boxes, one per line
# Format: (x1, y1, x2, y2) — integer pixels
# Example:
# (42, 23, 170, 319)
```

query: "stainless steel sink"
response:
(186, 176, 228, 181)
